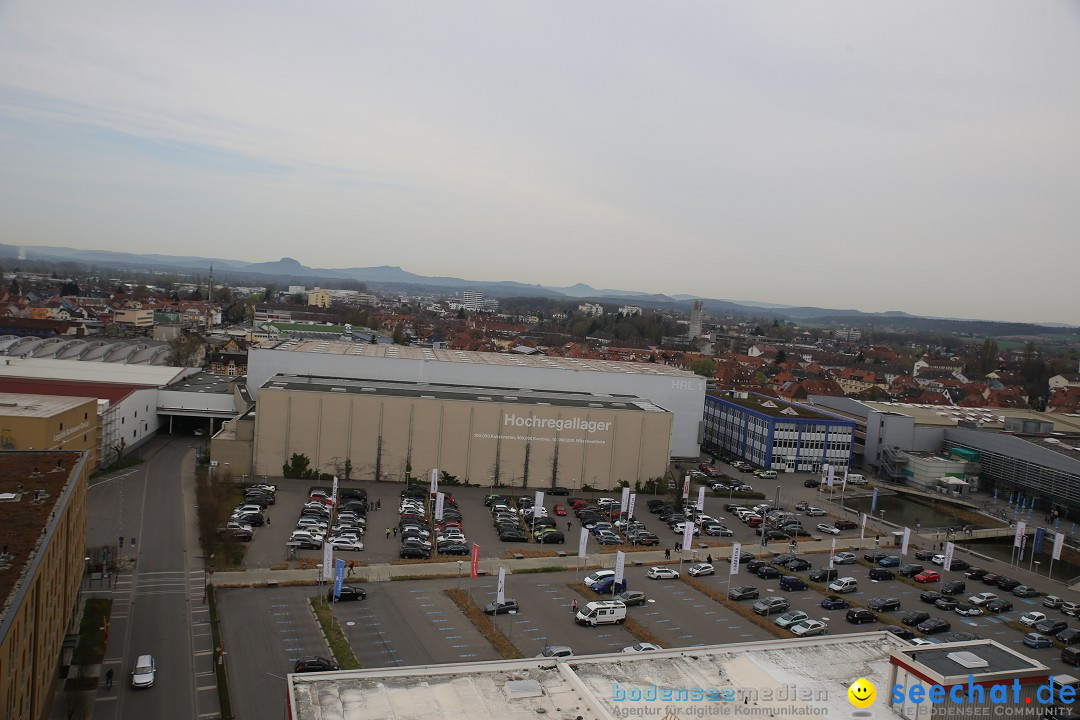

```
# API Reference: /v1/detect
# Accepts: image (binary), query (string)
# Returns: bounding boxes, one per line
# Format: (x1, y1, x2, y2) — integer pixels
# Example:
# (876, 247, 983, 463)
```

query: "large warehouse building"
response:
(247, 340, 706, 458)
(216, 375, 674, 489)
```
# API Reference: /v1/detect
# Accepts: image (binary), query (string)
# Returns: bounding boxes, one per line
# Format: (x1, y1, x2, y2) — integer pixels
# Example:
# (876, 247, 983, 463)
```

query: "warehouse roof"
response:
(256, 339, 697, 378)
(261, 375, 670, 413)
(0, 357, 192, 387)
(0, 393, 96, 418)
(286, 634, 907, 720)
(708, 390, 853, 422)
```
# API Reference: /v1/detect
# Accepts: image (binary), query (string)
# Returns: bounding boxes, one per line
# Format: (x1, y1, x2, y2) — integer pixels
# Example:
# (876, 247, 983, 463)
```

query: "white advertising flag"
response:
(331, 475, 339, 507)
(827, 465, 835, 488)
(682, 475, 691, 500)
(613, 550, 627, 587)
(535, 490, 545, 512)
(578, 527, 589, 558)
(682, 521, 695, 551)
(434, 491, 445, 521)
(1053, 532, 1066, 561)
(627, 493, 637, 520)
(729, 542, 741, 576)
(496, 567, 506, 604)
(901, 527, 911, 556)
(829, 538, 836, 569)
(1014, 521, 1027, 548)
(430, 468, 439, 495)
(943, 541, 955, 572)
(697, 486, 706, 512)
(860, 513, 868, 542)
(620, 487, 631, 514)
(322, 542, 334, 583)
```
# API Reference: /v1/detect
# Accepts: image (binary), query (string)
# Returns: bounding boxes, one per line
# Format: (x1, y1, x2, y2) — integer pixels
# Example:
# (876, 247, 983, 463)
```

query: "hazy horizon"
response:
(1, 2, 1078, 324)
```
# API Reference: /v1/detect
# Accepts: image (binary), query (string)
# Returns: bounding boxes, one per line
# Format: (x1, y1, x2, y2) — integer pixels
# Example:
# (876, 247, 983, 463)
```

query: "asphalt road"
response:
(85, 437, 218, 720)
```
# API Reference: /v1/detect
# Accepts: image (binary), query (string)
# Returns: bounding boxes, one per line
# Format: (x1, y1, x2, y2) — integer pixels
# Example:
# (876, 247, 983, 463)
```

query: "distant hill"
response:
(1, 243, 1073, 330)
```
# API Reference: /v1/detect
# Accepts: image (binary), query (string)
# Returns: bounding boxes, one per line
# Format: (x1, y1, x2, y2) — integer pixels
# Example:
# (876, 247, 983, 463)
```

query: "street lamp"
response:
(457, 560, 463, 589)
(346, 621, 355, 649)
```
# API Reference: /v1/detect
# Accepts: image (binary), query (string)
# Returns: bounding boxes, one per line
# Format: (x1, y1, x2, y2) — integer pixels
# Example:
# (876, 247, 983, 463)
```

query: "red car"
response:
(914, 570, 941, 583)
(554, 504, 567, 516)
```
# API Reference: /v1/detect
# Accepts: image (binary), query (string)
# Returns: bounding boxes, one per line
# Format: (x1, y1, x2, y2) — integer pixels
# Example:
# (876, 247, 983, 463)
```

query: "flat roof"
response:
(862, 402, 1080, 434)
(262, 375, 670, 413)
(287, 634, 907, 720)
(708, 391, 852, 422)
(0, 393, 96, 418)
(892, 639, 1049, 685)
(0, 357, 191, 387)
(0, 452, 83, 628)
(167, 371, 235, 394)
(256, 339, 697, 378)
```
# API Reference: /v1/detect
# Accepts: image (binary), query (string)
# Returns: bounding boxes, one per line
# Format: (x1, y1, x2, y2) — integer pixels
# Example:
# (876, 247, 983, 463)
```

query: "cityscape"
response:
(1, 2, 1079, 720)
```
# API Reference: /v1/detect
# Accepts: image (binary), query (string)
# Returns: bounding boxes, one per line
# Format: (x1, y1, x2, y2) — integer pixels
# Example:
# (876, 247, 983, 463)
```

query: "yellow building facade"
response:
(0, 395, 101, 469)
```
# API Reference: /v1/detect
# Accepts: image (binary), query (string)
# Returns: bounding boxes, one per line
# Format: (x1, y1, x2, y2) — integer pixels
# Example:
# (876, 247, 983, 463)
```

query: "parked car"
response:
(941, 580, 967, 595)
(954, 604, 983, 617)
(688, 563, 715, 577)
(1043, 595, 1064, 609)
(484, 599, 520, 615)
(828, 577, 858, 594)
(774, 610, 809, 629)
(1024, 633, 1054, 649)
(885, 626, 916, 641)
(810, 568, 839, 583)
(294, 656, 338, 673)
(1013, 585, 1040, 598)
(902, 611, 931, 626)
(867, 597, 901, 612)
(1057, 629, 1080, 646)
(917, 617, 952, 635)
(846, 608, 877, 625)
(646, 566, 680, 580)
(729, 586, 760, 601)
(878, 555, 902, 567)
(779, 576, 809, 592)
(832, 552, 857, 565)
(752, 597, 790, 616)
(756, 565, 781, 580)
(968, 592, 999, 606)
(1020, 611, 1047, 627)
(934, 597, 959, 611)
(898, 564, 925, 578)
(985, 599, 1013, 613)
(536, 646, 574, 659)
(821, 596, 850, 610)
(790, 619, 828, 637)
(914, 570, 942, 584)
(869, 568, 896, 581)
(1061, 601, 1080, 617)
(329, 585, 367, 602)
(618, 591, 648, 606)
(816, 524, 840, 535)
(622, 643, 662, 653)
(834, 520, 859, 530)
(1035, 619, 1069, 636)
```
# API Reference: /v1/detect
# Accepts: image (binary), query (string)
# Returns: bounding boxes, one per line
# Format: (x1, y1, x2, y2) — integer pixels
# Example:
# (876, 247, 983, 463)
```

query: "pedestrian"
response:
(939, 542, 944, 551)
(348, 560, 354, 578)
(706, 554, 713, 564)
(393, 526, 398, 537)
(386, 528, 391, 539)
(665, 549, 671, 560)
(572, 598, 578, 613)
(568, 521, 572, 532)
(265, 515, 270, 526)
(105, 668, 114, 690)
(674, 542, 679, 552)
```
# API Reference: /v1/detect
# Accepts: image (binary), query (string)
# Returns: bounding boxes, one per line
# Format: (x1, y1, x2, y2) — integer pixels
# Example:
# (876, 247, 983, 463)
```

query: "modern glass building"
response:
(703, 391, 855, 472)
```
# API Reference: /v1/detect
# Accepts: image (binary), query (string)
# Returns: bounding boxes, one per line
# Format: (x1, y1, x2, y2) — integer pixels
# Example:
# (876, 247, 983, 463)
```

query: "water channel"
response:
(841, 493, 988, 530)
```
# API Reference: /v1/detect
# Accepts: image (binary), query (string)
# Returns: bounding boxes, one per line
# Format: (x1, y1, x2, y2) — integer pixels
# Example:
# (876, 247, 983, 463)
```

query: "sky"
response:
(1, 2, 1078, 324)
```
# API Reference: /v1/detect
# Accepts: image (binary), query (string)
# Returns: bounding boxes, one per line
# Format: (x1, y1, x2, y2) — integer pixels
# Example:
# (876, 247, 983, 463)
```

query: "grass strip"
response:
(72, 598, 112, 665)
(445, 588, 523, 659)
(206, 585, 234, 720)
(309, 596, 361, 670)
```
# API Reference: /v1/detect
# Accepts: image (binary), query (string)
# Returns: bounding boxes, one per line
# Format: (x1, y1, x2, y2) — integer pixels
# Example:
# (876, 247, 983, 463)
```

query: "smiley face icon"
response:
(848, 678, 876, 708)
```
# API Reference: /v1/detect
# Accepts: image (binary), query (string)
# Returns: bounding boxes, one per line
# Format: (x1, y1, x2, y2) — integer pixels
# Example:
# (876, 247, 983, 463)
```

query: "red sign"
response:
(471, 544, 480, 578)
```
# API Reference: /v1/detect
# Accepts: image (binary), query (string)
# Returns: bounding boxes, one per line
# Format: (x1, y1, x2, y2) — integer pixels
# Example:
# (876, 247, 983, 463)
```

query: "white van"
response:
(576, 600, 627, 626)
(759, 470, 778, 479)
(846, 474, 867, 485)
(829, 577, 859, 594)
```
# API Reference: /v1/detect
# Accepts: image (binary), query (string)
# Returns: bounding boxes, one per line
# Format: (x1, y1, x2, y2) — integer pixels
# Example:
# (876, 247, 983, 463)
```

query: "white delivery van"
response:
(846, 474, 867, 485)
(576, 600, 627, 626)
(759, 470, 778, 479)
(829, 577, 859, 594)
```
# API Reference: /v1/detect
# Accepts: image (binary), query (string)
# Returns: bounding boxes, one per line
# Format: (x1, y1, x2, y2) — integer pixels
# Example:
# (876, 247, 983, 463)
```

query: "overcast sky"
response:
(1, 2, 1078, 324)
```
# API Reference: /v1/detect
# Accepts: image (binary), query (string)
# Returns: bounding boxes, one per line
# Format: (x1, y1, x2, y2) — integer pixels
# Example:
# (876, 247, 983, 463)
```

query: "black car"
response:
(762, 529, 789, 541)
(934, 597, 959, 611)
(902, 610, 931, 626)
(438, 544, 470, 555)
(885, 626, 916, 641)
(965, 567, 988, 580)
(945, 632, 982, 642)
(294, 656, 339, 673)
(996, 577, 1022, 592)
(941, 580, 967, 595)
(864, 551, 887, 563)
(746, 559, 770, 573)
(869, 568, 896, 581)
(756, 565, 781, 580)
(1057, 629, 1080, 646)
(809, 568, 839, 583)
(632, 533, 661, 546)
(981, 573, 1001, 585)
(499, 531, 529, 543)
(919, 591, 943, 604)
(729, 586, 759, 601)
(484, 599, 520, 615)
(834, 519, 859, 530)
(985, 599, 1014, 613)
(779, 576, 809, 592)
(537, 531, 566, 545)
(1036, 619, 1069, 635)
(399, 546, 428, 559)
(949, 558, 970, 571)
(917, 617, 952, 634)
(846, 608, 877, 625)
(898, 564, 925, 578)
(914, 550, 936, 561)
(329, 585, 367, 602)
(803, 479, 820, 488)
(784, 558, 812, 572)
(868, 597, 901, 612)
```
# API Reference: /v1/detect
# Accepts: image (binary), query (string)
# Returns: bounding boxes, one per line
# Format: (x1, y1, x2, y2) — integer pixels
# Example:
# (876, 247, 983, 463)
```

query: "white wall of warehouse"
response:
(248, 348, 705, 457)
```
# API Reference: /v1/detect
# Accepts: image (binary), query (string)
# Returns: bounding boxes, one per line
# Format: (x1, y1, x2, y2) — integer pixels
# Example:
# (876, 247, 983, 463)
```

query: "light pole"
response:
(457, 560, 463, 589)
(346, 621, 355, 649)
(1034, 561, 1041, 577)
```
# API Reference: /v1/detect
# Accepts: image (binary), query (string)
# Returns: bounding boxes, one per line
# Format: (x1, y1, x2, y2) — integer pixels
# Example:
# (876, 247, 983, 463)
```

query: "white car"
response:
(1020, 611, 1047, 627)
(804, 507, 826, 517)
(688, 563, 715, 577)
(622, 643, 662, 653)
(931, 555, 947, 566)
(131, 654, 156, 688)
(790, 619, 827, 637)
(968, 592, 999, 606)
(817, 524, 841, 535)
(328, 537, 365, 552)
(646, 566, 680, 580)
(583, 570, 615, 589)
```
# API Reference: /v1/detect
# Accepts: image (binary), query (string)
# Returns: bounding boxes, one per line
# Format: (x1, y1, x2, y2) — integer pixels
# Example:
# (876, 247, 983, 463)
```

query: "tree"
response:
(978, 338, 999, 375)
(167, 333, 204, 367)
(343, 457, 353, 480)
(774, 349, 787, 365)
(59, 280, 80, 296)
(689, 357, 717, 377)
(282, 453, 314, 478)
(213, 286, 233, 303)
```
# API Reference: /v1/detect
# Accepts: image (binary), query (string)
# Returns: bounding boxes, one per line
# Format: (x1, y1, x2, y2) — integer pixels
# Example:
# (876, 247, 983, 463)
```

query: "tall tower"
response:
(206, 264, 213, 331)
(689, 299, 704, 339)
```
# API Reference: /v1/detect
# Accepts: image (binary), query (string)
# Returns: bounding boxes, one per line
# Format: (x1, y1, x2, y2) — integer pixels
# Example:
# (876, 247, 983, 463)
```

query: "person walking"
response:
(567, 521, 572, 532)
(386, 528, 391, 539)
(665, 548, 671, 560)
(265, 515, 270, 526)
(348, 560, 354, 578)
(706, 554, 713, 565)
(571, 598, 578, 614)
(393, 526, 398, 537)
(105, 669, 114, 690)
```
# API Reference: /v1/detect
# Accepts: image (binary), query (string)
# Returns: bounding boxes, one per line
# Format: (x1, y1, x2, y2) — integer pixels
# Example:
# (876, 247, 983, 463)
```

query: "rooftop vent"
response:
(946, 651, 989, 669)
